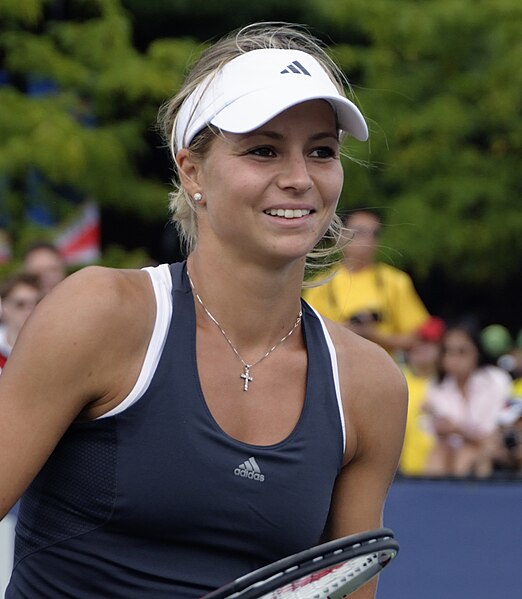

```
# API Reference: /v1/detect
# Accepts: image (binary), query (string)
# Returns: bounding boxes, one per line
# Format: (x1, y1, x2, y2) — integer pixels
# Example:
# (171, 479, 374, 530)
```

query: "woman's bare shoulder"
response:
(322, 317, 407, 398)
(49, 265, 150, 307)
(35, 266, 153, 331)
(7, 266, 156, 407)
(319, 316, 408, 456)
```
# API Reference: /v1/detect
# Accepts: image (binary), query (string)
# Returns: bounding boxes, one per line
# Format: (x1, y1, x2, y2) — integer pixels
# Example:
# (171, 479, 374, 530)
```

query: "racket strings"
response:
(257, 550, 389, 599)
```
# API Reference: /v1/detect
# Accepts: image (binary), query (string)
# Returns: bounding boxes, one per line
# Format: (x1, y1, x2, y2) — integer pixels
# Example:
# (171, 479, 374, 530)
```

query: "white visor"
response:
(172, 48, 368, 155)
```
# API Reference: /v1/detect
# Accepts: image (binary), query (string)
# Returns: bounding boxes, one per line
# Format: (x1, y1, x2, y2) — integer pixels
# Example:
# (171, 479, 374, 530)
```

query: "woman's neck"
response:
(186, 252, 305, 346)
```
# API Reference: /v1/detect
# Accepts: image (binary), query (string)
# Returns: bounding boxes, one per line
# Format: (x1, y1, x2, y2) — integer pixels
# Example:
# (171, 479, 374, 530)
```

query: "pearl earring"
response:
(193, 192, 202, 202)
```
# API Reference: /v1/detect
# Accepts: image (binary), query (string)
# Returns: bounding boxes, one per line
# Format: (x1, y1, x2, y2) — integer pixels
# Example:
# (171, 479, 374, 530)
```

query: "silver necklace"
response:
(187, 270, 302, 392)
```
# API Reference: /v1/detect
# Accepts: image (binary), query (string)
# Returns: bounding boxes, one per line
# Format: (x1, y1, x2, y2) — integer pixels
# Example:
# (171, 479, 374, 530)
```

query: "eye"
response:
(309, 146, 337, 159)
(248, 146, 276, 158)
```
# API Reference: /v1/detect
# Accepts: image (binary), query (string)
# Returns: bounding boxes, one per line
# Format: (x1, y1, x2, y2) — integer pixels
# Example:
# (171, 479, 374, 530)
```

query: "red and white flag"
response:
(55, 202, 101, 265)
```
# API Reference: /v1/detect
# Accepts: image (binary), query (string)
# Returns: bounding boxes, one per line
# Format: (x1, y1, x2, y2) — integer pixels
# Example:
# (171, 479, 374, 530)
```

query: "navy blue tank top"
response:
(7, 262, 344, 598)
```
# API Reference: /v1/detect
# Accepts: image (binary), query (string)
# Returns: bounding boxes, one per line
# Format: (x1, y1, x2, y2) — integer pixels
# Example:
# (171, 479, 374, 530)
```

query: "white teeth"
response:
(265, 209, 311, 219)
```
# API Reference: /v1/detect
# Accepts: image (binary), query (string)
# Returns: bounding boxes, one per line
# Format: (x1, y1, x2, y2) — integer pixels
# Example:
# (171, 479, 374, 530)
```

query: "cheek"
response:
(205, 163, 268, 203)
(325, 165, 344, 200)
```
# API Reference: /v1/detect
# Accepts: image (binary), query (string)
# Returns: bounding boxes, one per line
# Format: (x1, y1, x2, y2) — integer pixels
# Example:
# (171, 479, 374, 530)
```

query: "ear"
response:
(176, 149, 203, 197)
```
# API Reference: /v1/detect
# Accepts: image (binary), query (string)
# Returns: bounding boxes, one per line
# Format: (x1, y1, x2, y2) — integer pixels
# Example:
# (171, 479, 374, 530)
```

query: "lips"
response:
(264, 208, 312, 219)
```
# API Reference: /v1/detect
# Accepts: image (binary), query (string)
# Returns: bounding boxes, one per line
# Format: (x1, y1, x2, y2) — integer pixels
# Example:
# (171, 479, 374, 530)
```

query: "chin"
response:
(266, 245, 313, 267)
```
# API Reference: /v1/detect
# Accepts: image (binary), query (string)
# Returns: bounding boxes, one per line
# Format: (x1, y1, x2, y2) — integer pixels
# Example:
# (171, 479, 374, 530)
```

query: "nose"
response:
(277, 154, 313, 194)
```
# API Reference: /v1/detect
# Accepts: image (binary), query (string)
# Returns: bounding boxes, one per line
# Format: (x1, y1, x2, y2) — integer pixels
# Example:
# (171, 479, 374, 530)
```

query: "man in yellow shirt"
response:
(303, 209, 430, 355)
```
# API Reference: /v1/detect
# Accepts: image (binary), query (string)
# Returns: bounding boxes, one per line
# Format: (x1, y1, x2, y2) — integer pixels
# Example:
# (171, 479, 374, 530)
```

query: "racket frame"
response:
(202, 528, 399, 599)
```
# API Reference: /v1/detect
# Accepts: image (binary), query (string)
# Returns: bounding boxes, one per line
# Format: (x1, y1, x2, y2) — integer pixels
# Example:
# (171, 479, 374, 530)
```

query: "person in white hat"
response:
(0, 23, 406, 598)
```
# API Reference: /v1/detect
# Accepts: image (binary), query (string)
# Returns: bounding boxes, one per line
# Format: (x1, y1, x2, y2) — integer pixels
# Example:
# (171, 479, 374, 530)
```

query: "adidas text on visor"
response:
(172, 48, 368, 155)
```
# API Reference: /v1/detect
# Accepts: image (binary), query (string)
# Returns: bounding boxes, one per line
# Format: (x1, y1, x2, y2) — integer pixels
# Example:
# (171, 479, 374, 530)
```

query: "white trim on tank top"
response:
(96, 264, 173, 420)
(307, 305, 347, 453)
(95, 264, 347, 455)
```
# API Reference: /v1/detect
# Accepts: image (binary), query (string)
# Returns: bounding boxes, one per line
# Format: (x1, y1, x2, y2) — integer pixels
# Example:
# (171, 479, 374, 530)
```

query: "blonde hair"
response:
(158, 22, 357, 271)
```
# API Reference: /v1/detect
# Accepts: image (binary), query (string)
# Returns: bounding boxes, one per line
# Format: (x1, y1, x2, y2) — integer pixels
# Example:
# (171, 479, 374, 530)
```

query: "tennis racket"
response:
(201, 528, 398, 599)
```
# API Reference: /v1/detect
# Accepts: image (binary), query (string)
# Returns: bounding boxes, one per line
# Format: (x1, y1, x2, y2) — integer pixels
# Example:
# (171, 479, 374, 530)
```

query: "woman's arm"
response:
(0, 266, 154, 518)
(324, 326, 408, 599)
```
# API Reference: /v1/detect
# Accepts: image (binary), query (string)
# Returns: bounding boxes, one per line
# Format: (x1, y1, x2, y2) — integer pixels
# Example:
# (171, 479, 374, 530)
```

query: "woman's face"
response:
(441, 329, 480, 381)
(181, 99, 344, 265)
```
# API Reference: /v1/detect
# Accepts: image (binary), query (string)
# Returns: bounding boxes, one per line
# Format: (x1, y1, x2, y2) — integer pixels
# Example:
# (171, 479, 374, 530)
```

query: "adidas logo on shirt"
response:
(280, 60, 311, 76)
(234, 457, 265, 482)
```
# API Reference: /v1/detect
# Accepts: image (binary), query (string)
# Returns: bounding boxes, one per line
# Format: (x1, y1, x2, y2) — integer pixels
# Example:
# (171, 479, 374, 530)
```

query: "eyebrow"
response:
(239, 130, 339, 142)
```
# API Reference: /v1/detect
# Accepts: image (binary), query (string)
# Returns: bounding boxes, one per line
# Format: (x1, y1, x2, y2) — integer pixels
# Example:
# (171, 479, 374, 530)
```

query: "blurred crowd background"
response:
(1, 0, 521, 476)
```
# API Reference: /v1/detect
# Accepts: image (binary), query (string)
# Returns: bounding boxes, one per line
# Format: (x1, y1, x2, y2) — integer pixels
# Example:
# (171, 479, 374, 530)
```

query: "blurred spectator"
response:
(489, 327, 522, 396)
(493, 399, 522, 475)
(22, 242, 67, 295)
(511, 341, 522, 397)
(303, 208, 430, 356)
(422, 320, 512, 478)
(0, 273, 41, 372)
(399, 317, 445, 476)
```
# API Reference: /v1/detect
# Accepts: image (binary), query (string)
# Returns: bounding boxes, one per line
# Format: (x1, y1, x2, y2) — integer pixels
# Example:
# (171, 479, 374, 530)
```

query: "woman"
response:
(0, 24, 407, 598)
(423, 321, 512, 477)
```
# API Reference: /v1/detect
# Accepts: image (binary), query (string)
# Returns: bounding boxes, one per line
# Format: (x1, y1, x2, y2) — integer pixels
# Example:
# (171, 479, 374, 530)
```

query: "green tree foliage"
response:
(311, 0, 522, 285)
(0, 0, 202, 262)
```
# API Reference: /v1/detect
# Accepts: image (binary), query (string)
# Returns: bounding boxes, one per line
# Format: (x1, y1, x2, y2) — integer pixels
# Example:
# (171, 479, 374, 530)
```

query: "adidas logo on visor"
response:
(280, 60, 311, 76)
(234, 456, 265, 482)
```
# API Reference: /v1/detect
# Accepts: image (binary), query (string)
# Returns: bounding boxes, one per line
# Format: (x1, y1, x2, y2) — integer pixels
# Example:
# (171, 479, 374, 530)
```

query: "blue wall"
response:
(380, 477, 522, 599)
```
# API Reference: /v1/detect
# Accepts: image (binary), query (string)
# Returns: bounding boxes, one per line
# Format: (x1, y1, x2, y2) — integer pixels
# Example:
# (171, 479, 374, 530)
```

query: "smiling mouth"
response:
(264, 209, 312, 219)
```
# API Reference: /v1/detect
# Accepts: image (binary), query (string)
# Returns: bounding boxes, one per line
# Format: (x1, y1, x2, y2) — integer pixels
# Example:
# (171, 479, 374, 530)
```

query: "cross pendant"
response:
(240, 366, 253, 391)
